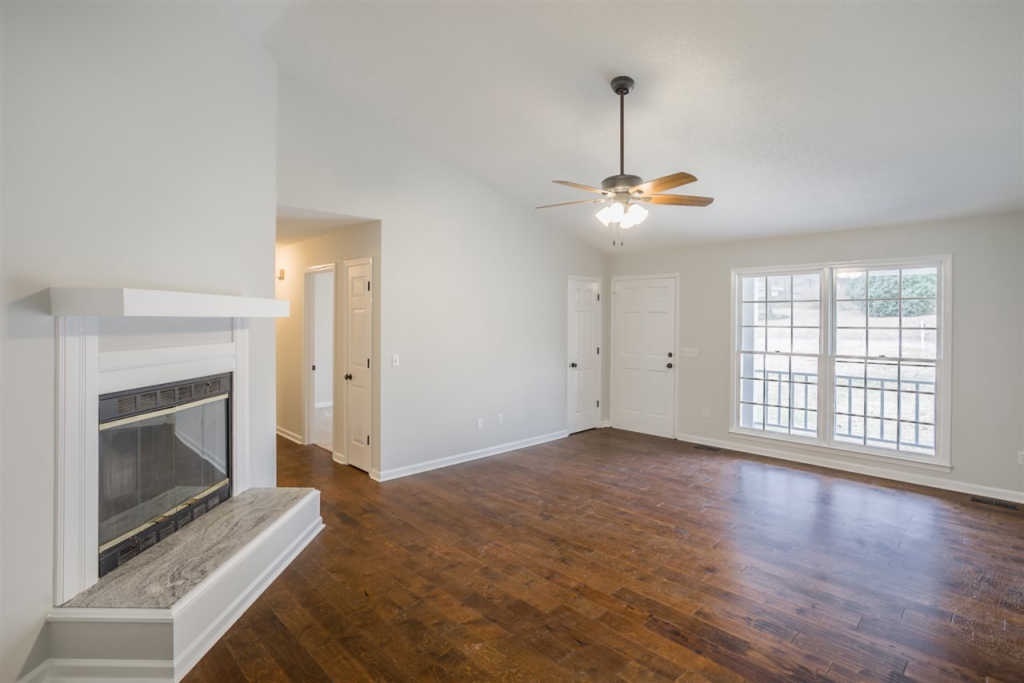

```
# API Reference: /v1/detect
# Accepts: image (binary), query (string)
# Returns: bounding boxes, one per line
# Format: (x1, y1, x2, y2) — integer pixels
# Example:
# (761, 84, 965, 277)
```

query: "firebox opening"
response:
(97, 373, 232, 576)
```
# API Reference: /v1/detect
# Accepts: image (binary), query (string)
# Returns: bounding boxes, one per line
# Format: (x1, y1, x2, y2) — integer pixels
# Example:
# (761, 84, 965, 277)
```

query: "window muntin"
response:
(832, 266, 938, 455)
(733, 260, 946, 464)
(737, 272, 820, 438)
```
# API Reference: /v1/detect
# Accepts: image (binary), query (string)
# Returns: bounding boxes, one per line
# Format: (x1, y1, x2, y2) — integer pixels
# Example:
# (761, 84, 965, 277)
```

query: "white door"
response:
(567, 277, 601, 433)
(611, 276, 677, 437)
(305, 267, 335, 452)
(344, 258, 373, 472)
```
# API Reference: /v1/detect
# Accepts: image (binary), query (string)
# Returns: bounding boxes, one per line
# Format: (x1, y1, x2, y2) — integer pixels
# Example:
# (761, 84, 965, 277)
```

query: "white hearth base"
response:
(22, 489, 323, 682)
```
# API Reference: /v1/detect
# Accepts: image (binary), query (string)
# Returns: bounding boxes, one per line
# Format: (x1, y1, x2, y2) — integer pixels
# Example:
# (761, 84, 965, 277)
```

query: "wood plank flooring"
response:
(185, 429, 1024, 682)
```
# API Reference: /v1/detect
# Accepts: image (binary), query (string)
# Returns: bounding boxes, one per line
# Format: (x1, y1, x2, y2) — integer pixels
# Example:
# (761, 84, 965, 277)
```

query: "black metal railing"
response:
(747, 370, 934, 449)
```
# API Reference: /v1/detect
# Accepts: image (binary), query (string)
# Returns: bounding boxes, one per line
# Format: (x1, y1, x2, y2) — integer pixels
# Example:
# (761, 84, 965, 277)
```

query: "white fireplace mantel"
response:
(51, 287, 289, 607)
(49, 287, 289, 318)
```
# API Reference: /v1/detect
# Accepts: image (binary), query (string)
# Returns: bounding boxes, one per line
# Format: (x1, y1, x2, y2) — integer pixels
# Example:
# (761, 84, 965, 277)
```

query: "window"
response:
(737, 272, 821, 438)
(733, 258, 949, 466)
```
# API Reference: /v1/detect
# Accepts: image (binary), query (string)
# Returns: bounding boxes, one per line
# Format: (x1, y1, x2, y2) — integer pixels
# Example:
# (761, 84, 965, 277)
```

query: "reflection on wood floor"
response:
(186, 428, 1024, 682)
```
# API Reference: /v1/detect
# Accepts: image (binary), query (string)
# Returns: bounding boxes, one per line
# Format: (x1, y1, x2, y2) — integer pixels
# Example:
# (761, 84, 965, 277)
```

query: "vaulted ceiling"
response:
(266, 1, 1023, 250)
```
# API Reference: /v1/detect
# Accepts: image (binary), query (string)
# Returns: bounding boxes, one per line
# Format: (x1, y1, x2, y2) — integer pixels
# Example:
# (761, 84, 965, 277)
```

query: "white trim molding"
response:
(332, 451, 348, 466)
(48, 287, 288, 318)
(676, 432, 1024, 505)
(729, 255, 953, 469)
(375, 430, 569, 482)
(55, 317, 100, 605)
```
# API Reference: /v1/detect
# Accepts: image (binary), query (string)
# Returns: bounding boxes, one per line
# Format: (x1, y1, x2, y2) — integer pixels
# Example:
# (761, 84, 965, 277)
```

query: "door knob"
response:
(344, 373, 353, 380)
(667, 352, 673, 358)
(570, 362, 578, 368)
(666, 362, 673, 369)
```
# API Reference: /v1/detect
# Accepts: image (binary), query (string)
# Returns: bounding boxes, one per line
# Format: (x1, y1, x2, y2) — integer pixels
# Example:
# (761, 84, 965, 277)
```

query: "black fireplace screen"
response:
(97, 373, 231, 575)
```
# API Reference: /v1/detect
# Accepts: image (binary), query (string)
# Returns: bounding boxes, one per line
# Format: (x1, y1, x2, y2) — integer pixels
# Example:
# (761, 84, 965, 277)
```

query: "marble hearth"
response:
(38, 488, 323, 682)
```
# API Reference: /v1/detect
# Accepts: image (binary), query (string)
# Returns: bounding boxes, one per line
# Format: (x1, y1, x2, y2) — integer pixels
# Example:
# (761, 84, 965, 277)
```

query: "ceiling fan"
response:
(537, 75, 713, 246)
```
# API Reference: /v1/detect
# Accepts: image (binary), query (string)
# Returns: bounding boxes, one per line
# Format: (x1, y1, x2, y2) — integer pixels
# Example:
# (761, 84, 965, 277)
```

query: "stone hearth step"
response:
(27, 487, 323, 683)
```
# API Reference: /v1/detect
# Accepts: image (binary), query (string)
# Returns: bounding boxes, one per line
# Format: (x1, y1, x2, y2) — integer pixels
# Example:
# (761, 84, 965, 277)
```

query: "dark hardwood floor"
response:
(185, 429, 1024, 682)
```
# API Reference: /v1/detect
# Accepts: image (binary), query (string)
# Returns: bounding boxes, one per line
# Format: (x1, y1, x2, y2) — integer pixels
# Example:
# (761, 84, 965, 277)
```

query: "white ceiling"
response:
(266, 2, 1023, 251)
(276, 205, 374, 245)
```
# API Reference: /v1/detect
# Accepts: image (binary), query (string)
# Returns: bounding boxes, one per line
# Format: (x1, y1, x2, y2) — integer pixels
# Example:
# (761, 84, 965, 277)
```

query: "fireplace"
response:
(97, 373, 232, 576)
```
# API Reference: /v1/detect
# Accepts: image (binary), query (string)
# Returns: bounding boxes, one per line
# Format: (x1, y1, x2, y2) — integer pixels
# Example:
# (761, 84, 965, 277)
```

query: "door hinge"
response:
(367, 281, 371, 291)
(366, 358, 370, 368)
(596, 346, 600, 355)
(596, 400, 600, 408)
(312, 364, 316, 371)
(366, 435, 370, 446)
(596, 293, 600, 302)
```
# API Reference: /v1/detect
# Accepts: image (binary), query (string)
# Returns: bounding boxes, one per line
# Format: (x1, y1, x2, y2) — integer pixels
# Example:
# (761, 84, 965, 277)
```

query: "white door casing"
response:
(611, 275, 678, 438)
(344, 258, 373, 472)
(567, 277, 602, 433)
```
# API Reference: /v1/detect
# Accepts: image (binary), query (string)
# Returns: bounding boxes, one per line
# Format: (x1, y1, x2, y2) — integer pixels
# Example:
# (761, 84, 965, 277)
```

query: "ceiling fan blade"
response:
(633, 172, 697, 195)
(552, 180, 607, 194)
(536, 199, 603, 209)
(639, 194, 714, 206)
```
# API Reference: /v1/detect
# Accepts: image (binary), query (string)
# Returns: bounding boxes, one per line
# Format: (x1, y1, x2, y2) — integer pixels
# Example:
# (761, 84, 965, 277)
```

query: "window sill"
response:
(727, 427, 953, 473)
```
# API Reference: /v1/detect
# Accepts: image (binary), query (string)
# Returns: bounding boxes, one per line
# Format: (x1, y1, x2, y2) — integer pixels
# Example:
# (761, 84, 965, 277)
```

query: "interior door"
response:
(612, 276, 677, 437)
(568, 278, 601, 433)
(309, 269, 334, 451)
(344, 259, 373, 472)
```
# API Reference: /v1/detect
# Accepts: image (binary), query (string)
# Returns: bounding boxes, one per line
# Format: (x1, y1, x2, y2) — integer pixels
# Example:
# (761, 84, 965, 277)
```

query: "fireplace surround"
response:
(28, 288, 331, 683)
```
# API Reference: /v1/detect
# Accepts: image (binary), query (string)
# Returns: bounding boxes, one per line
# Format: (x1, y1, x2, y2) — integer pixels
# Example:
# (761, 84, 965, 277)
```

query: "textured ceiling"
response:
(266, 1, 1023, 251)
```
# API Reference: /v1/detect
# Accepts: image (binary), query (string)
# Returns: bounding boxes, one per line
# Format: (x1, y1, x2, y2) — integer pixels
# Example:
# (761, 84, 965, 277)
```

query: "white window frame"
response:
(730, 255, 952, 470)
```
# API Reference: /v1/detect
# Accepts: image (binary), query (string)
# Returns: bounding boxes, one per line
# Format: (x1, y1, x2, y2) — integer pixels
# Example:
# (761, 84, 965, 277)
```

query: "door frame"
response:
(610, 273, 680, 438)
(303, 263, 336, 448)
(567, 275, 603, 433)
(342, 256, 374, 472)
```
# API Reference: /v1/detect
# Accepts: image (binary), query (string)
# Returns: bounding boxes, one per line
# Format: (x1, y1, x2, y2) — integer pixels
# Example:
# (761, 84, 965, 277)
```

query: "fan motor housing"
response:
(601, 174, 642, 192)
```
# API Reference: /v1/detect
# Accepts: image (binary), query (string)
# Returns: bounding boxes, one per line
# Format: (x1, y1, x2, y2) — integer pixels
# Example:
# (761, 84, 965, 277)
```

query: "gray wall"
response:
(278, 78, 608, 477)
(610, 211, 1024, 496)
(1, 4, 278, 678)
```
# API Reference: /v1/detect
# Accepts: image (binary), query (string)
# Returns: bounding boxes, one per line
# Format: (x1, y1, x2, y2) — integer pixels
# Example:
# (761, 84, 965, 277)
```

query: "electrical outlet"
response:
(497, 412, 504, 425)
(477, 417, 485, 430)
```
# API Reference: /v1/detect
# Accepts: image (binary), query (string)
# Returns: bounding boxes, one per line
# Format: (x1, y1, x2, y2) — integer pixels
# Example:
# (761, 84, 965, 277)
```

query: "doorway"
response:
(567, 276, 602, 433)
(611, 274, 678, 438)
(305, 265, 335, 451)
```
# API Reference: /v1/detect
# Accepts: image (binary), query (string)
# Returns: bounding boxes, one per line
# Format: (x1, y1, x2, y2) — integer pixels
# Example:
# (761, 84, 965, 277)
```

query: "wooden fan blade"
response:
(552, 180, 607, 194)
(633, 172, 697, 195)
(639, 194, 714, 206)
(536, 199, 603, 209)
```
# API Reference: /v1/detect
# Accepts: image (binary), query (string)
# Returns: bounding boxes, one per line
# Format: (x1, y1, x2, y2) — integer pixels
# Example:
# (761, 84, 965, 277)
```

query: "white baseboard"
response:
(598, 419, 612, 428)
(332, 451, 347, 465)
(676, 432, 1024, 505)
(376, 430, 570, 482)
(275, 426, 304, 445)
(18, 658, 173, 682)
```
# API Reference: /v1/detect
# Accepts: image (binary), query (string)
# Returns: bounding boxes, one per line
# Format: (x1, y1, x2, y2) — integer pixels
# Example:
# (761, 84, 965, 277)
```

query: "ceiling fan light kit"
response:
(538, 75, 714, 246)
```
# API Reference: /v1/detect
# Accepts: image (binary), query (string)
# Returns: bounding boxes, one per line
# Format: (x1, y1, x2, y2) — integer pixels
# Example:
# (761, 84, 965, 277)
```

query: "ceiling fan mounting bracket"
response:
(602, 174, 642, 192)
(610, 75, 635, 96)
